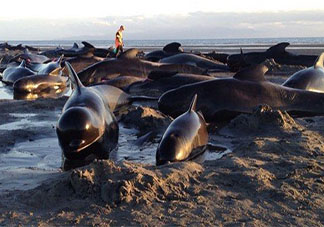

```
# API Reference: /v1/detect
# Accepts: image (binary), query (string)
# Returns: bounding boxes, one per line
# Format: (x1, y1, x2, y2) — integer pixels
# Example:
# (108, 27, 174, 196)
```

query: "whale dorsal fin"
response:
(314, 52, 324, 68)
(233, 64, 268, 82)
(23, 48, 30, 55)
(56, 54, 64, 65)
(49, 67, 63, 76)
(72, 43, 79, 49)
(19, 60, 26, 67)
(188, 94, 198, 113)
(266, 42, 290, 55)
(65, 61, 84, 93)
(81, 41, 95, 49)
(118, 48, 139, 59)
(163, 42, 182, 53)
(148, 71, 178, 80)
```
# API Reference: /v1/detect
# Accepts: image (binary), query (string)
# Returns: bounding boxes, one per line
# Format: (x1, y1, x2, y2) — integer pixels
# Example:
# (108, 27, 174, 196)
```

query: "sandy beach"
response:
(0, 44, 324, 226)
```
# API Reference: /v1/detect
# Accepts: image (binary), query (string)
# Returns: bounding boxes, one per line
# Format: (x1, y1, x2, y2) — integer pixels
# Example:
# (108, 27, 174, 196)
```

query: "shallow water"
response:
(0, 114, 50, 130)
(0, 137, 61, 192)
(0, 117, 231, 192)
(0, 81, 13, 100)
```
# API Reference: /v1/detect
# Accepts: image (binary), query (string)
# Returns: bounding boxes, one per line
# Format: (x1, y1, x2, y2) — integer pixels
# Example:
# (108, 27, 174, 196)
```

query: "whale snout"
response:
(56, 107, 104, 160)
(156, 159, 171, 166)
(156, 133, 188, 165)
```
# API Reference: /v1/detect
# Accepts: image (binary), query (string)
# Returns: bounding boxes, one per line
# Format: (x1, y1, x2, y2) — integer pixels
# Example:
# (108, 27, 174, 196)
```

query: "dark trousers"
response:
(116, 45, 123, 57)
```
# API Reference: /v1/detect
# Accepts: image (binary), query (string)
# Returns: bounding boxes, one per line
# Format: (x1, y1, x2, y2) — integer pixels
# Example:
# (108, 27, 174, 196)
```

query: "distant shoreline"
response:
(27, 44, 324, 56)
(2, 37, 323, 55)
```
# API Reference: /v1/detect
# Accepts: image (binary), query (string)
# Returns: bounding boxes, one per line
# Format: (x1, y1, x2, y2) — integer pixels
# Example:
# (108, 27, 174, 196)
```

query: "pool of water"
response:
(0, 81, 13, 100)
(0, 119, 232, 193)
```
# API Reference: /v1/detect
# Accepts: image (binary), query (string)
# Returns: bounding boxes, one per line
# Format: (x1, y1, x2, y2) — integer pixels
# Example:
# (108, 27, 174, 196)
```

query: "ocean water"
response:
(2, 37, 324, 48)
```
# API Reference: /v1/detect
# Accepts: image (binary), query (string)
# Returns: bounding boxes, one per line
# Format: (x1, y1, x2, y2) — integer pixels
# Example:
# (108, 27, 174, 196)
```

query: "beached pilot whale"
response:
(158, 64, 324, 123)
(100, 76, 145, 91)
(27, 55, 64, 75)
(62, 53, 104, 74)
(282, 52, 324, 92)
(13, 56, 68, 94)
(87, 82, 158, 112)
(126, 71, 213, 96)
(13, 84, 69, 100)
(56, 62, 119, 170)
(77, 48, 206, 85)
(156, 94, 208, 165)
(13, 67, 69, 94)
(227, 42, 318, 72)
(2, 60, 35, 84)
(9, 49, 50, 64)
(145, 42, 184, 62)
(160, 53, 229, 71)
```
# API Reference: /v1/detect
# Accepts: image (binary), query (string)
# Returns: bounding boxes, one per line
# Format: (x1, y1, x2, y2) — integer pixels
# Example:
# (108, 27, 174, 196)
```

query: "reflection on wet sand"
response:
(13, 86, 70, 100)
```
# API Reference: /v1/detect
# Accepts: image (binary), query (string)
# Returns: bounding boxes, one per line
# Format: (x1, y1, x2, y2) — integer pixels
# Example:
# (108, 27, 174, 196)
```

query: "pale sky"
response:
(0, 0, 324, 40)
(1, 0, 324, 18)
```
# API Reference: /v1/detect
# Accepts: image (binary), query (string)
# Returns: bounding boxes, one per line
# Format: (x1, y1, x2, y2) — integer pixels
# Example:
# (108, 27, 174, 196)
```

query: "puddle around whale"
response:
(0, 81, 13, 100)
(0, 113, 56, 130)
(0, 121, 232, 193)
(0, 137, 62, 192)
(110, 125, 158, 164)
(205, 148, 232, 161)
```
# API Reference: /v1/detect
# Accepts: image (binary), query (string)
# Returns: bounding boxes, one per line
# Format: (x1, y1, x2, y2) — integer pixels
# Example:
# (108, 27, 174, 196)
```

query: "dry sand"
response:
(0, 46, 324, 226)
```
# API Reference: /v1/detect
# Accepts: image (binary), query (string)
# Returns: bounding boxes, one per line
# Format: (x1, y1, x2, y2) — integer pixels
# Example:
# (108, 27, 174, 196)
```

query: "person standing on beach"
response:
(115, 25, 125, 57)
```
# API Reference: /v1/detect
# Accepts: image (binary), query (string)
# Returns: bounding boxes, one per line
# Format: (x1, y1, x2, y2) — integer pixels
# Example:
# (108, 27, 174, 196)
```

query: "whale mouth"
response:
(69, 139, 86, 150)
(156, 159, 172, 166)
(57, 126, 102, 154)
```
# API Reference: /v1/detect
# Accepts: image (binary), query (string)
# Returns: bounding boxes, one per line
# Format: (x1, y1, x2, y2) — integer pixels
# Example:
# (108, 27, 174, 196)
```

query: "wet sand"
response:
(0, 46, 324, 226)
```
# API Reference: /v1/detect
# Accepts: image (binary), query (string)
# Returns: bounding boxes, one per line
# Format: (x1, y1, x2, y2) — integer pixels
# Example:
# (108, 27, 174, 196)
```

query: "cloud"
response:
(0, 10, 324, 40)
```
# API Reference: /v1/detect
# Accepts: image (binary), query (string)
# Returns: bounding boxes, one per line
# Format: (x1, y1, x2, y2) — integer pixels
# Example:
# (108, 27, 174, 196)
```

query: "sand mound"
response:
(222, 104, 300, 136)
(120, 106, 172, 135)
(73, 160, 203, 205)
(18, 160, 203, 209)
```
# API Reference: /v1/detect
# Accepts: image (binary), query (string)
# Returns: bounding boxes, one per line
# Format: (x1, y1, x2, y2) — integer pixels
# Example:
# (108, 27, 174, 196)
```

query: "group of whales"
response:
(58, 51, 324, 170)
(1, 40, 324, 169)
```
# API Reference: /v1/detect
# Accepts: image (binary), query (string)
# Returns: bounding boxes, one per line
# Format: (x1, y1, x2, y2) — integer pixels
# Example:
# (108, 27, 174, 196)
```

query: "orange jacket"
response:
(115, 30, 123, 47)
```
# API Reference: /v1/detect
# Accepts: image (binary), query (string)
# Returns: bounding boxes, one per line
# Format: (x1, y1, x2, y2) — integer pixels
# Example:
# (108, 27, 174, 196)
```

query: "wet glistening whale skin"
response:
(158, 64, 324, 123)
(282, 52, 324, 92)
(156, 94, 208, 165)
(56, 62, 119, 170)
